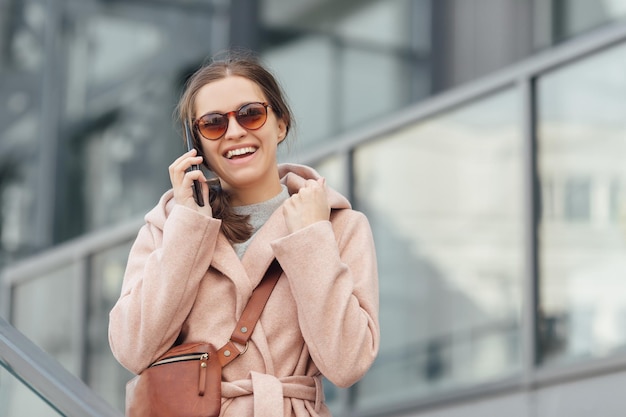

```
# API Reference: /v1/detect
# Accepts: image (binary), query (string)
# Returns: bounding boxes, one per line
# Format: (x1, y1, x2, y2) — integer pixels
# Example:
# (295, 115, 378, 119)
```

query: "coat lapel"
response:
(205, 206, 287, 315)
(241, 205, 288, 288)
(210, 234, 252, 294)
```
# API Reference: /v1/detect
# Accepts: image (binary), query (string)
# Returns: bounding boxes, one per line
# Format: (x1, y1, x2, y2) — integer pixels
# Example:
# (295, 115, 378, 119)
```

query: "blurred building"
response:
(1, 0, 626, 416)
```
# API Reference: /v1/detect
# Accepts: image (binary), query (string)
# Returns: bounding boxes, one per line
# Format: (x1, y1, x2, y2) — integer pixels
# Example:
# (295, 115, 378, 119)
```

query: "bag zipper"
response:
(150, 352, 209, 367)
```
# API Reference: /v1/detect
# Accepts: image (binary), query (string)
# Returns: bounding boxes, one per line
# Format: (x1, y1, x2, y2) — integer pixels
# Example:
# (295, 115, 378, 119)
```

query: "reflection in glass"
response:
(0, 2, 228, 259)
(88, 241, 134, 411)
(0, 365, 62, 417)
(314, 155, 350, 199)
(537, 41, 626, 365)
(262, 0, 430, 149)
(352, 90, 524, 407)
(552, 0, 626, 42)
(340, 48, 422, 131)
(0, 0, 46, 260)
(12, 265, 81, 376)
(265, 37, 337, 148)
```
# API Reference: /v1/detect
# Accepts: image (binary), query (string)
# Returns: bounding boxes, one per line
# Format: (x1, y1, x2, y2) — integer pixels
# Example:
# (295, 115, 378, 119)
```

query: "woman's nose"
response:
(224, 114, 246, 139)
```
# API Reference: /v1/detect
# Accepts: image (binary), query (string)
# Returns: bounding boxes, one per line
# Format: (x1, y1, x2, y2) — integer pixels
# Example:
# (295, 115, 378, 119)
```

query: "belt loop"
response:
(313, 375, 324, 412)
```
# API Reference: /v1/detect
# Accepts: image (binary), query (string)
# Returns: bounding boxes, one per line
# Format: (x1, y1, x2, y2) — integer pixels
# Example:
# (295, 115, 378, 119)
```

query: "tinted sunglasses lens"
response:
(197, 114, 227, 140)
(237, 103, 268, 130)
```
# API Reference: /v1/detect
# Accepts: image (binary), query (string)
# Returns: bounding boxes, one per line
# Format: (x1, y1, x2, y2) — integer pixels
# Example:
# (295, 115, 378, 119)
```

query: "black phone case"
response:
(184, 121, 204, 207)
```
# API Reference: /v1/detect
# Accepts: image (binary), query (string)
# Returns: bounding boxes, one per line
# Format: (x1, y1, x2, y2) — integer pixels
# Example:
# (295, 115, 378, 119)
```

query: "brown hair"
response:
(176, 51, 293, 243)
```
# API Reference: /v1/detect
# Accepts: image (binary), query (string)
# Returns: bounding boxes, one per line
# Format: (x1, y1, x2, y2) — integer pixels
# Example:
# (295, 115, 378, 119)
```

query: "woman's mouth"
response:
(224, 146, 258, 159)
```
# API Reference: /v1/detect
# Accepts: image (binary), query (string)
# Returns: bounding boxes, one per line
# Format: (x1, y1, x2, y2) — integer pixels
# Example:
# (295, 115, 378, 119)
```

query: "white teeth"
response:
(226, 147, 257, 159)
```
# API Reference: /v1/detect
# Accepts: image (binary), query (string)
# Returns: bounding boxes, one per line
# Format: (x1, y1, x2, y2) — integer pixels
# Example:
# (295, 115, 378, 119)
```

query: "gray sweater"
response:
(231, 185, 290, 258)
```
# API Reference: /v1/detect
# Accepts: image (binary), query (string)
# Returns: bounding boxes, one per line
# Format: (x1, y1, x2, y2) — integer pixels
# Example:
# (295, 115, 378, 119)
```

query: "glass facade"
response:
(0, 366, 62, 417)
(3, 0, 624, 263)
(352, 90, 524, 408)
(261, 0, 432, 150)
(12, 264, 83, 376)
(0, 0, 229, 264)
(87, 243, 134, 407)
(553, 0, 626, 43)
(4, 237, 135, 414)
(537, 41, 626, 365)
(2, 1, 626, 416)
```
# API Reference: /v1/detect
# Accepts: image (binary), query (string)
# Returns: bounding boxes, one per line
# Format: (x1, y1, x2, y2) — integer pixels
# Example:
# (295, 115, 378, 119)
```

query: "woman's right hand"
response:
(168, 149, 212, 217)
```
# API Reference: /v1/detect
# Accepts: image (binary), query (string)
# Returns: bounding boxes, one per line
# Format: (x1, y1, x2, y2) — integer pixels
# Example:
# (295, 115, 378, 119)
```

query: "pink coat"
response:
(109, 163, 380, 416)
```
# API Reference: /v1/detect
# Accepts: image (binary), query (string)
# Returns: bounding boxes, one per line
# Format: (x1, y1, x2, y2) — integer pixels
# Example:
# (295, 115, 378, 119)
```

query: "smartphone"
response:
(184, 121, 204, 207)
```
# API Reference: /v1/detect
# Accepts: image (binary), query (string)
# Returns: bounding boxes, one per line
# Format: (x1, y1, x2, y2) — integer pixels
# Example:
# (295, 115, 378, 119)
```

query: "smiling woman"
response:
(190, 75, 287, 208)
(108, 50, 380, 417)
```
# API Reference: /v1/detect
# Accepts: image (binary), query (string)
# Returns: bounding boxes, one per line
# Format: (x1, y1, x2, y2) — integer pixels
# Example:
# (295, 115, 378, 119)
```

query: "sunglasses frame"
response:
(193, 102, 271, 140)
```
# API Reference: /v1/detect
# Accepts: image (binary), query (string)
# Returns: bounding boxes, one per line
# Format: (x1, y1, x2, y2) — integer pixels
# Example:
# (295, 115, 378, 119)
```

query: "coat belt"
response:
(221, 373, 324, 416)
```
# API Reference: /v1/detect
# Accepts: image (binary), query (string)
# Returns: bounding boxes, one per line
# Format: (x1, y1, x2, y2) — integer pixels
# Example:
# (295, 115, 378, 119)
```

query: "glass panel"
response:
(11, 264, 82, 376)
(262, 0, 425, 50)
(0, 1, 230, 259)
(352, 90, 524, 408)
(264, 37, 337, 148)
(0, 0, 46, 259)
(553, 0, 626, 42)
(313, 154, 350, 198)
(0, 365, 63, 417)
(537, 41, 626, 365)
(87, 241, 134, 412)
(337, 0, 431, 130)
(262, 0, 431, 149)
(340, 48, 420, 131)
(63, 7, 220, 238)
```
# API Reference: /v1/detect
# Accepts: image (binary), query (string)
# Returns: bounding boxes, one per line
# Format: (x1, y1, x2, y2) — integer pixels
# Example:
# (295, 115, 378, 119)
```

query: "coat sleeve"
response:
(108, 203, 221, 374)
(270, 210, 380, 387)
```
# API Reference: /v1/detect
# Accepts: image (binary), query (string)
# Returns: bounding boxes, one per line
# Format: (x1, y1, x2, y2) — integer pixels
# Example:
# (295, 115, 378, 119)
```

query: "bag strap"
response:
(216, 259, 282, 367)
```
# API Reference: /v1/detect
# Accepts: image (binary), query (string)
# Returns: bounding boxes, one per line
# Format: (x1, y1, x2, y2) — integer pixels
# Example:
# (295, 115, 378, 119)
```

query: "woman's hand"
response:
(168, 149, 212, 217)
(283, 178, 330, 234)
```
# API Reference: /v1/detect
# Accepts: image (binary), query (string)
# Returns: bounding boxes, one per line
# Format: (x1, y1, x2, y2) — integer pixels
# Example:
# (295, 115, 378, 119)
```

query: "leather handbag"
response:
(125, 259, 282, 417)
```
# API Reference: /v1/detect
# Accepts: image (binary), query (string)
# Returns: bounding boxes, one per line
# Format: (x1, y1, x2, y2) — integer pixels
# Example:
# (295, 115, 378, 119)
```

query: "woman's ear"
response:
(277, 119, 287, 144)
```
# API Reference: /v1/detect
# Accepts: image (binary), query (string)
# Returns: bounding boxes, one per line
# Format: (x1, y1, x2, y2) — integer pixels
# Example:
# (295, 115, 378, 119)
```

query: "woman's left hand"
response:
(283, 178, 331, 234)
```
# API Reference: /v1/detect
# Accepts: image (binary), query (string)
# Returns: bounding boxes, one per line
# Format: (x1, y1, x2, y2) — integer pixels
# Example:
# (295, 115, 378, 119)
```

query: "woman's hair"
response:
(176, 50, 293, 243)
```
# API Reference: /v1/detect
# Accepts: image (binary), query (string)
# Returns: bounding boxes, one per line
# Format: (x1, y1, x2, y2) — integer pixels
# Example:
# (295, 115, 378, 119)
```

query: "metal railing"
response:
(1, 218, 143, 320)
(0, 317, 123, 417)
(0, 218, 142, 415)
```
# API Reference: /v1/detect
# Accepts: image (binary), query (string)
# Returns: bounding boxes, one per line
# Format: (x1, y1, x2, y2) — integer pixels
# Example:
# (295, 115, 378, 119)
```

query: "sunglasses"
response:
(193, 102, 271, 140)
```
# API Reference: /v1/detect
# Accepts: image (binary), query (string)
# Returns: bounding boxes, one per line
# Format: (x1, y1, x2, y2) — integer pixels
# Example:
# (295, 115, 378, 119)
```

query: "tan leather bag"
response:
(126, 342, 221, 417)
(125, 260, 282, 417)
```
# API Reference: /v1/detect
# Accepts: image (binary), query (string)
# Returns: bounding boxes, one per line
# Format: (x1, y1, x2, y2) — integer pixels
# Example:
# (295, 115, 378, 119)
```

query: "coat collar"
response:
(209, 163, 352, 294)
(278, 163, 352, 210)
(151, 163, 351, 300)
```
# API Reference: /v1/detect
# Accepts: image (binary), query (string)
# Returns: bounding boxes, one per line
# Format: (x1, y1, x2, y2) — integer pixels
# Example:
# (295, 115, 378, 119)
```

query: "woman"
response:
(108, 51, 380, 416)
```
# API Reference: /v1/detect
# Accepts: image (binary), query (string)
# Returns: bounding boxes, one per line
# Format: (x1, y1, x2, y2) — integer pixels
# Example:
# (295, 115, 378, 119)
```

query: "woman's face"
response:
(194, 75, 287, 205)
